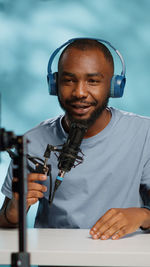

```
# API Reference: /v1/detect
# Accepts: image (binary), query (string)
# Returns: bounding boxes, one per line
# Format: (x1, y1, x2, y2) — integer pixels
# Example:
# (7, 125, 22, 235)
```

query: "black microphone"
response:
(51, 122, 87, 202)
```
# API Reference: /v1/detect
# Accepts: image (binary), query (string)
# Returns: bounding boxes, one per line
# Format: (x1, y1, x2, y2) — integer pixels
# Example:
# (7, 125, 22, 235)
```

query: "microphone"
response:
(50, 122, 87, 203)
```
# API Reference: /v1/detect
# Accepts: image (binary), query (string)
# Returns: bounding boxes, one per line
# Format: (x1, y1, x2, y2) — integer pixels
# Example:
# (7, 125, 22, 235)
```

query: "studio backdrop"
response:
(0, 0, 150, 228)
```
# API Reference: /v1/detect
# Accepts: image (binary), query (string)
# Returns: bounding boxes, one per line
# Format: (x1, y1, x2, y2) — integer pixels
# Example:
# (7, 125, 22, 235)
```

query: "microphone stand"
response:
(0, 129, 30, 267)
(11, 135, 30, 267)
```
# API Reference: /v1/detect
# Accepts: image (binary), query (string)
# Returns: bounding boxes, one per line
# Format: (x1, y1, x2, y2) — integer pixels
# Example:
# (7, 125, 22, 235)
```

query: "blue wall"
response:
(1, 0, 150, 229)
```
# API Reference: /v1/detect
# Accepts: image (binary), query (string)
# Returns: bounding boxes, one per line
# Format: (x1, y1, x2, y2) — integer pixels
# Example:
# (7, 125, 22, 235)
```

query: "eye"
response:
(88, 79, 100, 85)
(61, 78, 75, 84)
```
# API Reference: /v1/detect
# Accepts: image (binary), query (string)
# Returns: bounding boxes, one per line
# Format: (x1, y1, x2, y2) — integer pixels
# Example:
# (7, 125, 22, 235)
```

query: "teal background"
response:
(0, 0, 150, 265)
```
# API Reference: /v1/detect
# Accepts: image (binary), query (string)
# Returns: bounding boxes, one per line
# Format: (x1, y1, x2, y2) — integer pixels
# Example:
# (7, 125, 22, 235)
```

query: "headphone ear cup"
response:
(110, 75, 126, 98)
(47, 72, 58, 95)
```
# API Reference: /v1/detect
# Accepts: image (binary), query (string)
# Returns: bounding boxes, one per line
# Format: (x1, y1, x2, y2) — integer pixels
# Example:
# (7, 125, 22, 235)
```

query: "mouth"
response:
(69, 102, 93, 115)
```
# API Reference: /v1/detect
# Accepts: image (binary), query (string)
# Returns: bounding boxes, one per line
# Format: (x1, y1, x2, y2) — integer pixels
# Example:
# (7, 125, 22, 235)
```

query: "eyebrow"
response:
(61, 71, 104, 78)
(61, 72, 75, 77)
(87, 73, 104, 78)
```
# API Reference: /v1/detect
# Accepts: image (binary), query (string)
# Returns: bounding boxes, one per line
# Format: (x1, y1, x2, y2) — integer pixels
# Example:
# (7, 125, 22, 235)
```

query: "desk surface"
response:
(0, 229, 150, 266)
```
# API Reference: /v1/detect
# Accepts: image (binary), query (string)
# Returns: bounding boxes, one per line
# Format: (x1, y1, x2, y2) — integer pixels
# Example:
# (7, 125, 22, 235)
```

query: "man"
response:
(1, 38, 150, 240)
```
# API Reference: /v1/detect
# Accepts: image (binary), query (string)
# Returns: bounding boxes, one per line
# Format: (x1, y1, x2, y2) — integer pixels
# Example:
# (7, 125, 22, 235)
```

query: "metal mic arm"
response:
(6, 128, 87, 207)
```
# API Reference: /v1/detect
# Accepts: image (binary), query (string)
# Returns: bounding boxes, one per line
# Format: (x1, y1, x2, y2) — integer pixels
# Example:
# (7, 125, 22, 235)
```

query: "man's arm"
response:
(0, 173, 47, 228)
(90, 206, 150, 240)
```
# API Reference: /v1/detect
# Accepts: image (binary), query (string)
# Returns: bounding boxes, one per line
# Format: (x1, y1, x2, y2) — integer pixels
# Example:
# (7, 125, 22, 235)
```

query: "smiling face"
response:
(57, 47, 114, 130)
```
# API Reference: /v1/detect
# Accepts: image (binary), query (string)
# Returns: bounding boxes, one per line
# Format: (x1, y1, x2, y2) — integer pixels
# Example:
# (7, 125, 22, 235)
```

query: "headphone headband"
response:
(47, 37, 126, 98)
(48, 37, 126, 76)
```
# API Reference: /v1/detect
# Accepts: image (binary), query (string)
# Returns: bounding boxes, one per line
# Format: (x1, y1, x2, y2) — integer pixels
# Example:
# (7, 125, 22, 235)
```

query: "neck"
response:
(62, 108, 111, 138)
(84, 108, 111, 138)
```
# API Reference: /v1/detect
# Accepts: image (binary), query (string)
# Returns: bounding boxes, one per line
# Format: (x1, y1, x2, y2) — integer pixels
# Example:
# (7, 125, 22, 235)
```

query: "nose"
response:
(72, 81, 88, 98)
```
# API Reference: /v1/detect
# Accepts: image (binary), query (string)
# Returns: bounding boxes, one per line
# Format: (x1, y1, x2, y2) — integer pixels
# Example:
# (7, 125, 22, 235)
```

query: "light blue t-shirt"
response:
(2, 107, 150, 228)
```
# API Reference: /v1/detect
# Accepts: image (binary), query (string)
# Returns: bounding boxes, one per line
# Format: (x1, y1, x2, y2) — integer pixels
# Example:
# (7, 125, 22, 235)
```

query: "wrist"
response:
(4, 204, 18, 226)
(140, 207, 150, 230)
(5, 198, 19, 225)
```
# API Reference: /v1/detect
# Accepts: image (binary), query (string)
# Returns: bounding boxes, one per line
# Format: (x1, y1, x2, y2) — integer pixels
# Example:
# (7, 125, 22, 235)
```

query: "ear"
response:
(110, 75, 126, 98)
(47, 72, 58, 95)
(53, 72, 58, 95)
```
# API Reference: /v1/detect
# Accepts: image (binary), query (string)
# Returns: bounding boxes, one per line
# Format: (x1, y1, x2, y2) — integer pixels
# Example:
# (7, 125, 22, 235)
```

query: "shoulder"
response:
(23, 115, 64, 147)
(111, 107, 150, 125)
(23, 115, 65, 156)
(109, 107, 150, 141)
(24, 115, 63, 138)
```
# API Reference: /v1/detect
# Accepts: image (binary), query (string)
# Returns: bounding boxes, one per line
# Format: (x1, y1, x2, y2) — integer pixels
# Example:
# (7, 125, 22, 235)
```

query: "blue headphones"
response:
(47, 37, 126, 98)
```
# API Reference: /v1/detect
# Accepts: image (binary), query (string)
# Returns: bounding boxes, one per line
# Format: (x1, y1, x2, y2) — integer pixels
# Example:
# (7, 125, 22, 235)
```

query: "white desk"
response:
(0, 229, 150, 266)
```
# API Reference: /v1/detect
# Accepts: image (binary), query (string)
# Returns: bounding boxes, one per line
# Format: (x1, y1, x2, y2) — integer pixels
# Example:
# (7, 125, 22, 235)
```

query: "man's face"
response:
(57, 47, 113, 127)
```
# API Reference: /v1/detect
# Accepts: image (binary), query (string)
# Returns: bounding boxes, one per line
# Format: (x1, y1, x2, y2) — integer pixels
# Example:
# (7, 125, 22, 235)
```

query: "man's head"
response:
(57, 39, 114, 127)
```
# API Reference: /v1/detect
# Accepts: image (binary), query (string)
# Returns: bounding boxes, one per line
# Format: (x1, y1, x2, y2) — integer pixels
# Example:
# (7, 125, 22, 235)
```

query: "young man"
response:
(1, 38, 150, 240)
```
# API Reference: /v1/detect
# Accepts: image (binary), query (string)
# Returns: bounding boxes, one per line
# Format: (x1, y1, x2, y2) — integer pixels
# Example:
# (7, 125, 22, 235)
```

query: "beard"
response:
(58, 92, 110, 128)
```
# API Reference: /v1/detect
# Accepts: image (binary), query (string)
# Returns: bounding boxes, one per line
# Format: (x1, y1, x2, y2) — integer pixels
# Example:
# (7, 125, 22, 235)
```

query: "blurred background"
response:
(0, 0, 150, 232)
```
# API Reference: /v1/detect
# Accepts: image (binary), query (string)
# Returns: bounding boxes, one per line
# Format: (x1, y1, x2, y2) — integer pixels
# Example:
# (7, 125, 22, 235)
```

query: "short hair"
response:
(58, 38, 114, 70)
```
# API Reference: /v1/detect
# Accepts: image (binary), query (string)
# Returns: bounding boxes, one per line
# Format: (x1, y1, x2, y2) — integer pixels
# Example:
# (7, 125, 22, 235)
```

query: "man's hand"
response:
(26, 173, 47, 210)
(0, 173, 47, 227)
(90, 207, 150, 240)
(13, 173, 47, 211)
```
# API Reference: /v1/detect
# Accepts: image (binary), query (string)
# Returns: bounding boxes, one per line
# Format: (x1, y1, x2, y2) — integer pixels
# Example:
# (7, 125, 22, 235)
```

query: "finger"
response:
(27, 197, 38, 207)
(98, 211, 125, 239)
(28, 173, 47, 182)
(112, 226, 127, 240)
(90, 208, 117, 235)
(100, 220, 126, 240)
(28, 182, 47, 193)
(27, 190, 45, 199)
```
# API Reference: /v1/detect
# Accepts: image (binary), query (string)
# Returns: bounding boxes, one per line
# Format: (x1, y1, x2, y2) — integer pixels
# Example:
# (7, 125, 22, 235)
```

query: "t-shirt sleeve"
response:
(1, 160, 13, 199)
(141, 158, 150, 190)
(140, 127, 150, 190)
(140, 128, 150, 207)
